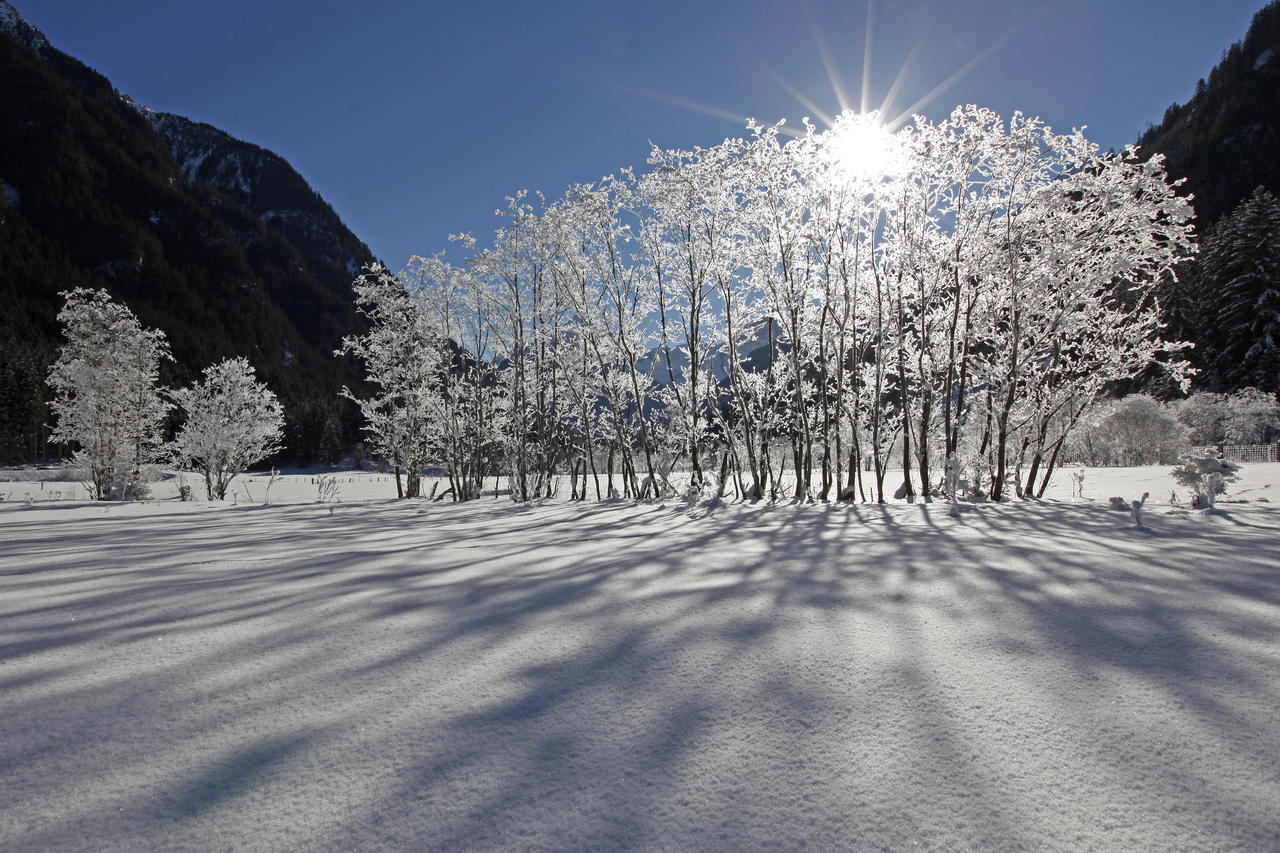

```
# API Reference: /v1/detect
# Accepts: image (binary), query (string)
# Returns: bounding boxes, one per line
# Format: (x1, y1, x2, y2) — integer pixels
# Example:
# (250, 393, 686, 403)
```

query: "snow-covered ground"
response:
(1, 459, 1274, 506)
(1, 466, 1278, 851)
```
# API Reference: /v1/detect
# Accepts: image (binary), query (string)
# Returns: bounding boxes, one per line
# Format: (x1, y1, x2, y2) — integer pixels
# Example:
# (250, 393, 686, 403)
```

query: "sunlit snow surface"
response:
(2, 467, 1278, 851)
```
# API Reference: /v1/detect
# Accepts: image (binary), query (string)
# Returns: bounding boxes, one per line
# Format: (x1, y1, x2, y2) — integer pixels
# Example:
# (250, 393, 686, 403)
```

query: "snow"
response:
(179, 147, 212, 184)
(1255, 47, 1275, 69)
(224, 152, 252, 195)
(0, 0, 48, 51)
(2, 465, 1278, 851)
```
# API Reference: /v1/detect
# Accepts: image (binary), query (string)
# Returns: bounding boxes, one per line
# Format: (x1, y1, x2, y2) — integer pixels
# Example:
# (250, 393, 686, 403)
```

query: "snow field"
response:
(1, 459, 1276, 506)
(1, 466, 1278, 851)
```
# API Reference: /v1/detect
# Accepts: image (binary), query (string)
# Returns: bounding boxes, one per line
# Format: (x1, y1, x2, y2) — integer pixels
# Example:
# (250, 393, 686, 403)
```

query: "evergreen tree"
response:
(1203, 187, 1280, 391)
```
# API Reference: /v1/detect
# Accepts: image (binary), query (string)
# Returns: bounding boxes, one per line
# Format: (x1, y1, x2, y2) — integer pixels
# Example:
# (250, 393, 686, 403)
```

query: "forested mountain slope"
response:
(0, 1, 373, 463)
(1142, 1, 1280, 393)
(1137, 1, 1280, 228)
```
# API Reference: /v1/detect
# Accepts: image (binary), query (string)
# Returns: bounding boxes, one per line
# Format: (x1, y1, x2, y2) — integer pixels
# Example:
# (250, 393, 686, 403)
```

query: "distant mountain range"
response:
(0, 0, 374, 463)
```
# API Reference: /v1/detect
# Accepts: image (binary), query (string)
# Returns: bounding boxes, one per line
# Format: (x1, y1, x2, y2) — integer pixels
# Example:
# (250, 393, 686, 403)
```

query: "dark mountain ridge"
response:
(1139, 1, 1280, 394)
(1137, 1, 1280, 228)
(0, 0, 374, 463)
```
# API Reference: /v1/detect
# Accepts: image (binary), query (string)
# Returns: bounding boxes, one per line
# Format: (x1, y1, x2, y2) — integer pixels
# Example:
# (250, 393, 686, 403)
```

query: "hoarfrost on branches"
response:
(171, 357, 284, 500)
(46, 288, 172, 500)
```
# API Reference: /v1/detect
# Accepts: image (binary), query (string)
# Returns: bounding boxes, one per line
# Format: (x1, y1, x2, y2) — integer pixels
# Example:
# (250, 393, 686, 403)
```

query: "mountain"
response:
(0, 1, 373, 464)
(1138, 1, 1280, 394)
(1137, 1, 1280, 229)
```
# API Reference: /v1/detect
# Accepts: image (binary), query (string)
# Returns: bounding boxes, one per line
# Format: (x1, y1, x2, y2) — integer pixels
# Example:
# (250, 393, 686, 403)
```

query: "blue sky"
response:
(20, 0, 1267, 268)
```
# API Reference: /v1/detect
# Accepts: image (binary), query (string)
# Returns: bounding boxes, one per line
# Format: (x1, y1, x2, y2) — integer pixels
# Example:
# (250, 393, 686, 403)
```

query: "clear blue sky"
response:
(19, 0, 1268, 268)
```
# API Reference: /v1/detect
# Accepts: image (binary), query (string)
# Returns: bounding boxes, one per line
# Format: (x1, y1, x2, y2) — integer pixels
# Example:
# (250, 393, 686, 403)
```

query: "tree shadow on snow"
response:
(1, 498, 1278, 851)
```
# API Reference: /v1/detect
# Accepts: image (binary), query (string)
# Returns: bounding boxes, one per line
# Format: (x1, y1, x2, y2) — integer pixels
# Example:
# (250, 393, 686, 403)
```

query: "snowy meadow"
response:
(2, 464, 1278, 851)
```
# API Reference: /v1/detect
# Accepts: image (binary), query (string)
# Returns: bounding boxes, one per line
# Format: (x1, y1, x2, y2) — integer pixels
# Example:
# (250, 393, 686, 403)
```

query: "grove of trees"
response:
(344, 106, 1197, 503)
(47, 288, 284, 500)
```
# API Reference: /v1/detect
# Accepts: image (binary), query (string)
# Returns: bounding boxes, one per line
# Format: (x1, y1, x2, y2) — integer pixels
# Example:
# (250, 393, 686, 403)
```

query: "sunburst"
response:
(623, 0, 1049, 145)
(826, 110, 901, 181)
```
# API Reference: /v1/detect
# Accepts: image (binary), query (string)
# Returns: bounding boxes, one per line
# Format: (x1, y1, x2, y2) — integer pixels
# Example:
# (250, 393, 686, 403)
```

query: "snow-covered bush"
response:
(172, 358, 284, 500)
(46, 289, 172, 500)
(121, 464, 163, 501)
(1069, 396, 1187, 466)
(1170, 454, 1241, 507)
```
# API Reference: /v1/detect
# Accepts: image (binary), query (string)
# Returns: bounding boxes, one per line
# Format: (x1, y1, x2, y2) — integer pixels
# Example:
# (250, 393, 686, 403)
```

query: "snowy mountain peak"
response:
(0, 1, 50, 53)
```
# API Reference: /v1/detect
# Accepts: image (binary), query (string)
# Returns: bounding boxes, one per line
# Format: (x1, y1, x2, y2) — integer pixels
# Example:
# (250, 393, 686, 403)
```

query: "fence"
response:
(1190, 444, 1280, 463)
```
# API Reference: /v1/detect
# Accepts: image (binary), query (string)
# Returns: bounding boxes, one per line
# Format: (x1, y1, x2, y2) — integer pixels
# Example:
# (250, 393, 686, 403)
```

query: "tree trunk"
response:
(917, 396, 933, 501)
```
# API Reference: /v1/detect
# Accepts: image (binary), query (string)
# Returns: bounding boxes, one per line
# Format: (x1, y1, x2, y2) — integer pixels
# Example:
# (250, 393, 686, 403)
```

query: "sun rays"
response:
(625, 0, 1053, 142)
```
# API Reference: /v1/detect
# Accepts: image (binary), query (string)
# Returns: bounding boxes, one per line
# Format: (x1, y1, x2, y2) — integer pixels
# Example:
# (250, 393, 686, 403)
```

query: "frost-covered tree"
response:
(637, 141, 743, 493)
(471, 192, 576, 501)
(800, 111, 902, 501)
(405, 253, 497, 501)
(1222, 386, 1280, 443)
(172, 357, 284, 500)
(46, 288, 171, 500)
(736, 120, 829, 499)
(340, 263, 448, 499)
(947, 115, 1195, 499)
(544, 179, 661, 499)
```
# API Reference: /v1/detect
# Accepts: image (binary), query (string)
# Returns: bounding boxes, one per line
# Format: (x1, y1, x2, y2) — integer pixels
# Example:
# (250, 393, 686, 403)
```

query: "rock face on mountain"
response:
(0, 1, 372, 463)
(144, 110, 372, 288)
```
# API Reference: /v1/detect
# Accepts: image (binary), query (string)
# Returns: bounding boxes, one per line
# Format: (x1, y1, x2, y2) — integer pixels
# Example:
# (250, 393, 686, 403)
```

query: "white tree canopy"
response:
(172, 357, 284, 500)
(47, 288, 171, 500)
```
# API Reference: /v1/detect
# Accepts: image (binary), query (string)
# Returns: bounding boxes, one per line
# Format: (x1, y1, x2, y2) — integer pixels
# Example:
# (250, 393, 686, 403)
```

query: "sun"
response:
(826, 110, 902, 181)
